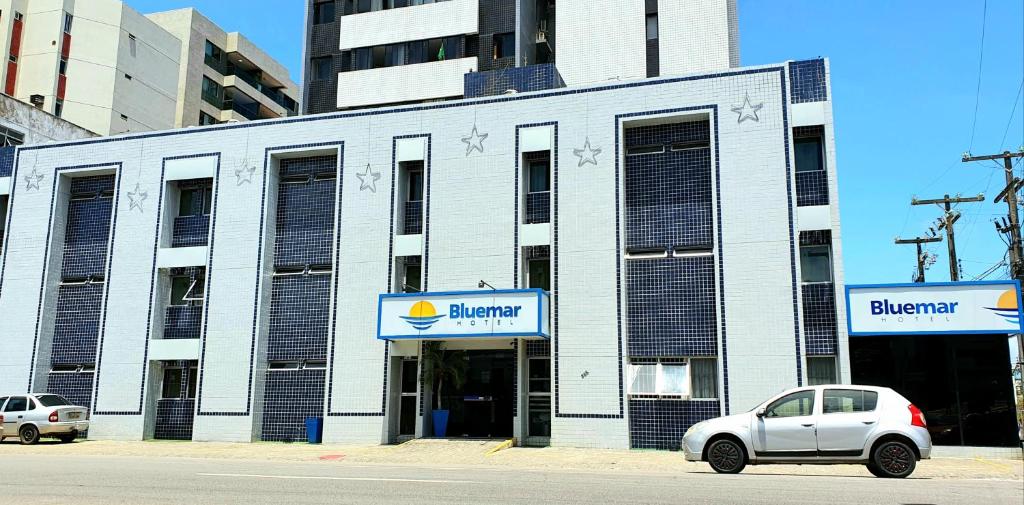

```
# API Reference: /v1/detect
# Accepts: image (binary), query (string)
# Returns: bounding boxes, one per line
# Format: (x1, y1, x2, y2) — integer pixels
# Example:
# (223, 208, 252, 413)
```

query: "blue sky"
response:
(125, 0, 1024, 284)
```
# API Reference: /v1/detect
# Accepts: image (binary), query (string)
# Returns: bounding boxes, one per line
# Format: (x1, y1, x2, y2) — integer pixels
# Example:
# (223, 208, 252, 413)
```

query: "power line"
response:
(999, 78, 1024, 150)
(968, 0, 989, 151)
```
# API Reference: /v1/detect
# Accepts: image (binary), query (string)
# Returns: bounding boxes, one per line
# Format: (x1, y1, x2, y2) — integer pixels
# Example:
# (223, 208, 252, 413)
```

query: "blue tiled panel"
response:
(273, 172, 336, 267)
(624, 122, 712, 251)
(628, 399, 721, 450)
(626, 256, 718, 357)
(525, 341, 550, 358)
(796, 171, 829, 207)
(464, 63, 566, 98)
(525, 191, 550, 224)
(802, 282, 838, 355)
(61, 194, 114, 279)
(171, 214, 210, 248)
(47, 371, 95, 410)
(69, 175, 115, 195)
(403, 201, 423, 235)
(261, 369, 326, 442)
(51, 283, 103, 365)
(790, 59, 828, 104)
(279, 155, 336, 178)
(0, 146, 15, 177)
(266, 274, 331, 362)
(163, 305, 203, 340)
(154, 399, 195, 440)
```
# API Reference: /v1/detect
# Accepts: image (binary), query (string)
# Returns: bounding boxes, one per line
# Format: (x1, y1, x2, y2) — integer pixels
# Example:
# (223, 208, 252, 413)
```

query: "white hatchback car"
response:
(683, 385, 931, 478)
(0, 394, 89, 445)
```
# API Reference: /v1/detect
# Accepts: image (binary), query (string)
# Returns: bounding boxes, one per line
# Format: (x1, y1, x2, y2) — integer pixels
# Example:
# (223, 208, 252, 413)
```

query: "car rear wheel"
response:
(19, 425, 40, 445)
(57, 433, 77, 443)
(871, 440, 916, 478)
(707, 439, 746, 474)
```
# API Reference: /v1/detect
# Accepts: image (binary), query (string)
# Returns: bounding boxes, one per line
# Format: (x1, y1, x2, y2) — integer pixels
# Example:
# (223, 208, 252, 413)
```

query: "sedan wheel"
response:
(19, 425, 40, 445)
(707, 439, 746, 474)
(871, 441, 916, 478)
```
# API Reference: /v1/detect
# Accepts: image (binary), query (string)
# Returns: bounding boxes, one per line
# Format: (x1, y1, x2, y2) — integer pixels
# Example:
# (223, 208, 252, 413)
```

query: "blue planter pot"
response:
(431, 409, 450, 438)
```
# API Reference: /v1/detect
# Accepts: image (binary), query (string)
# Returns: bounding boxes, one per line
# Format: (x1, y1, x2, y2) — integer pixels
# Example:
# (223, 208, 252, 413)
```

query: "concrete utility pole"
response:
(911, 194, 986, 281)
(895, 235, 943, 282)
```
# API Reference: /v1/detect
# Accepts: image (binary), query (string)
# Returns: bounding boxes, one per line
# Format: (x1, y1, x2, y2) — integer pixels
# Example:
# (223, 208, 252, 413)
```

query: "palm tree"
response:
(422, 341, 468, 410)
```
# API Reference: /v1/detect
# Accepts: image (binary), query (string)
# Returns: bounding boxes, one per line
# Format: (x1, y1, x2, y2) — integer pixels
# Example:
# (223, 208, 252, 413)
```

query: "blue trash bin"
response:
(305, 417, 323, 444)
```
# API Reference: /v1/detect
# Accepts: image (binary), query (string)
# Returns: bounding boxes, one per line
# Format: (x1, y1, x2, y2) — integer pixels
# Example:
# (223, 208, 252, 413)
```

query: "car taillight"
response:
(908, 404, 927, 428)
(49, 410, 59, 423)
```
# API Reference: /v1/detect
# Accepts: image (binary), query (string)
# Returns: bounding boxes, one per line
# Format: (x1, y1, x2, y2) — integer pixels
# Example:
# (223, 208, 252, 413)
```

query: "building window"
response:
(401, 257, 422, 293)
(313, 1, 336, 24)
(59, 58, 68, 75)
(54, 99, 64, 118)
(646, 14, 658, 40)
(407, 40, 428, 65)
(311, 56, 332, 80)
(492, 32, 515, 60)
(353, 48, 371, 70)
(528, 159, 549, 193)
(807, 356, 837, 386)
(199, 111, 219, 126)
(63, 13, 73, 34)
(0, 125, 25, 147)
(800, 244, 833, 283)
(385, 43, 406, 67)
(179, 183, 213, 217)
(527, 258, 550, 292)
(204, 40, 224, 69)
(689, 358, 718, 399)
(628, 362, 688, 396)
(795, 135, 825, 172)
(162, 368, 183, 399)
(170, 275, 205, 307)
(186, 365, 198, 399)
(201, 76, 224, 107)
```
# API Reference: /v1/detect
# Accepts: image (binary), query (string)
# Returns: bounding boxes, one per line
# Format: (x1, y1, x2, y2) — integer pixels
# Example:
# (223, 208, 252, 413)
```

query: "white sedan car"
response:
(0, 394, 89, 445)
(683, 385, 931, 478)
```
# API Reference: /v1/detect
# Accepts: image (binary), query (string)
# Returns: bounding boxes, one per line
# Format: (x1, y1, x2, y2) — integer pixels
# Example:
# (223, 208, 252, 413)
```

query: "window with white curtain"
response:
(628, 362, 689, 397)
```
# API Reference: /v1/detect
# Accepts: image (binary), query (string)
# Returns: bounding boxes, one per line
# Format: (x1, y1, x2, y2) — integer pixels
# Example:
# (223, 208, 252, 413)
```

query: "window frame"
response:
(313, 1, 336, 24)
(161, 367, 184, 399)
(799, 244, 833, 284)
(764, 390, 816, 418)
(795, 136, 826, 173)
(822, 388, 879, 415)
(627, 362, 691, 398)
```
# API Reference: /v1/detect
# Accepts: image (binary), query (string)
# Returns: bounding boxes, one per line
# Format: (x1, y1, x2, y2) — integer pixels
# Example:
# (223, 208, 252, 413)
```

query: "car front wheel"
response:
(707, 439, 746, 474)
(871, 440, 916, 478)
(19, 425, 40, 445)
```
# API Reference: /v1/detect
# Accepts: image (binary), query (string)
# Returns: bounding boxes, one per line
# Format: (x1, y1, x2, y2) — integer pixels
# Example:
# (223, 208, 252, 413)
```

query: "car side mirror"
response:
(755, 408, 766, 418)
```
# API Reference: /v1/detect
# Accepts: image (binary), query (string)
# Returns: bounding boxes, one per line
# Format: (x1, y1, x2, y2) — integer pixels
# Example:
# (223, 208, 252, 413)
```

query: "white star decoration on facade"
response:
(127, 183, 148, 212)
(24, 168, 44, 191)
(235, 164, 256, 185)
(356, 164, 381, 193)
(461, 125, 488, 156)
(573, 137, 602, 167)
(731, 93, 764, 124)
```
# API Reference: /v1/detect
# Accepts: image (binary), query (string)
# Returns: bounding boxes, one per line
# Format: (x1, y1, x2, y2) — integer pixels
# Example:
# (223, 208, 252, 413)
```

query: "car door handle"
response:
(801, 423, 814, 427)
(862, 421, 876, 425)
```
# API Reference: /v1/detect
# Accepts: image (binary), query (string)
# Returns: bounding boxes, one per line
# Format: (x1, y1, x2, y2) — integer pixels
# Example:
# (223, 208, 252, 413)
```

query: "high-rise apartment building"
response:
(0, 1, 299, 136)
(303, 0, 739, 113)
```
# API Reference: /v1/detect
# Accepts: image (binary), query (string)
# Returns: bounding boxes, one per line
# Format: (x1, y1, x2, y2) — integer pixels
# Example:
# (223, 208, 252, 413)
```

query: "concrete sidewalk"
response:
(2, 439, 1021, 481)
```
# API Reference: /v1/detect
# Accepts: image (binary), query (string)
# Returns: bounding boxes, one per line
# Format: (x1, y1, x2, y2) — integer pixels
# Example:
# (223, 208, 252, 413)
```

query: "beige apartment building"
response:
(0, 0, 298, 136)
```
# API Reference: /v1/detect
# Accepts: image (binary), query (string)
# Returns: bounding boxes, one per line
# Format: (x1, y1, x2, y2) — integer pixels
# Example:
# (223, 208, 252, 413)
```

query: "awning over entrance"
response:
(377, 289, 550, 341)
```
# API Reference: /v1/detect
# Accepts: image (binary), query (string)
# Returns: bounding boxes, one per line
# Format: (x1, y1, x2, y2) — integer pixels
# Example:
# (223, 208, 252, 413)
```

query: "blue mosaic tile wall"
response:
(790, 59, 828, 104)
(47, 371, 96, 411)
(61, 179, 115, 279)
(51, 283, 103, 365)
(403, 201, 423, 235)
(796, 171, 829, 207)
(525, 341, 550, 358)
(171, 215, 210, 248)
(261, 369, 326, 442)
(261, 155, 336, 442)
(802, 282, 838, 355)
(154, 399, 195, 440)
(0, 146, 14, 177)
(464, 63, 566, 98)
(163, 305, 203, 340)
(624, 121, 713, 251)
(628, 399, 721, 450)
(626, 256, 718, 357)
(266, 274, 331, 362)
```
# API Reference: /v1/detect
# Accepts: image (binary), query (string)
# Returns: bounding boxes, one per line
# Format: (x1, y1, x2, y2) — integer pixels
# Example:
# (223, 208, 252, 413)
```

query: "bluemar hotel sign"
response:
(846, 280, 1023, 336)
(377, 289, 551, 340)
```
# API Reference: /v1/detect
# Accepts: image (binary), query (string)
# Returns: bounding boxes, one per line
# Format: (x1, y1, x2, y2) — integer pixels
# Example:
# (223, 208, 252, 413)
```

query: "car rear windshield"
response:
(36, 394, 71, 407)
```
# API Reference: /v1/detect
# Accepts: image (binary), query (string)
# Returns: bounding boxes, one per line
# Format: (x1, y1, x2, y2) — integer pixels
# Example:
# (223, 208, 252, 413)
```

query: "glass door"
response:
(527, 357, 551, 440)
(399, 359, 418, 437)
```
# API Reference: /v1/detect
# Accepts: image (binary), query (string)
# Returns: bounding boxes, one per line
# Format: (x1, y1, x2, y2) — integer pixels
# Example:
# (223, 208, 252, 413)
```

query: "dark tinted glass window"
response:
(162, 368, 183, 399)
(312, 57, 332, 80)
(428, 38, 443, 61)
(442, 37, 460, 60)
(407, 170, 423, 201)
(765, 390, 815, 417)
(795, 137, 824, 172)
(646, 14, 659, 40)
(354, 48, 371, 70)
(528, 259, 550, 291)
(36, 394, 71, 407)
(356, 0, 372, 14)
(187, 367, 198, 399)
(492, 32, 514, 59)
(4, 396, 27, 412)
(823, 389, 879, 414)
(529, 160, 549, 193)
(407, 40, 428, 64)
(313, 1, 336, 24)
(372, 46, 386, 68)
(385, 44, 406, 67)
(401, 360, 418, 393)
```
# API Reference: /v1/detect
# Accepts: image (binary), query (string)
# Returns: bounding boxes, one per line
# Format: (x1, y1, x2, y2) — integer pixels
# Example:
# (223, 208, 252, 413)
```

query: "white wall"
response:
(337, 0, 478, 50)
(658, 0, 737, 76)
(335, 57, 475, 109)
(555, 0, 647, 86)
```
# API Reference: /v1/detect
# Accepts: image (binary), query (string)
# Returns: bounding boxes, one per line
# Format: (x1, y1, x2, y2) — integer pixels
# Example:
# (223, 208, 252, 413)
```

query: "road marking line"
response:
(197, 473, 481, 484)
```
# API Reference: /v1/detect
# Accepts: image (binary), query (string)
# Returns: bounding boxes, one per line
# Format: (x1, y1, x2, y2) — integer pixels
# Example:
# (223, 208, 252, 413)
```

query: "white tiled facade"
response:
(0, 60, 845, 448)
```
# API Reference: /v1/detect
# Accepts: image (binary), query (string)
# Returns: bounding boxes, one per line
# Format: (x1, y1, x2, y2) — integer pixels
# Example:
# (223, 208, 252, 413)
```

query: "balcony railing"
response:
(163, 305, 203, 340)
(403, 201, 423, 235)
(525, 191, 550, 224)
(172, 215, 210, 248)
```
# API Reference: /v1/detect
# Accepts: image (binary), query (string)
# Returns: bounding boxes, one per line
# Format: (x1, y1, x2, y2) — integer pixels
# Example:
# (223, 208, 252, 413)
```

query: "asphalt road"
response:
(2, 454, 1021, 505)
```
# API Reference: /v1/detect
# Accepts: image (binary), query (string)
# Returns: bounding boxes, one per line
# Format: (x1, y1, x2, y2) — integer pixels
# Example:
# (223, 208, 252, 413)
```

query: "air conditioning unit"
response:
(29, 94, 44, 107)
(535, 31, 547, 44)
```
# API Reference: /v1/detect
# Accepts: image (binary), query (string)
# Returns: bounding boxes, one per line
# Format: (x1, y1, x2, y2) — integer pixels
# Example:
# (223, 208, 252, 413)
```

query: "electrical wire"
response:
(1000, 78, 1024, 151)
(969, 0, 989, 151)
